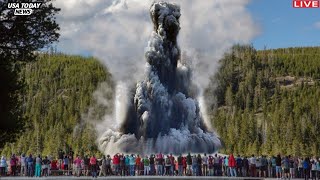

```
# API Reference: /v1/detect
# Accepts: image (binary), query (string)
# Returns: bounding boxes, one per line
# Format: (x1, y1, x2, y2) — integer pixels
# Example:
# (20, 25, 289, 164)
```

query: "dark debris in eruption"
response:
(103, 2, 221, 154)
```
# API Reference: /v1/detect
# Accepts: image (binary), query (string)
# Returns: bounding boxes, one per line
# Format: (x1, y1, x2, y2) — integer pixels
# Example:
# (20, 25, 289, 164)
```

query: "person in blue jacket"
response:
(125, 155, 130, 176)
(129, 154, 136, 176)
(303, 157, 310, 180)
(27, 154, 34, 177)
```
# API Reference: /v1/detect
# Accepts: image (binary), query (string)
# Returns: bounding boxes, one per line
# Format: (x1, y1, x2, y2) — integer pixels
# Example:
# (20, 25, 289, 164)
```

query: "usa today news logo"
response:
(7, 2, 42, 15)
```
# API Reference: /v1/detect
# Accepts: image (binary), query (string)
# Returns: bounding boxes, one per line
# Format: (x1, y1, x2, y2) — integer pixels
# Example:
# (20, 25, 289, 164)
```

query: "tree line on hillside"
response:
(1, 54, 113, 157)
(206, 45, 320, 157)
(2, 45, 320, 157)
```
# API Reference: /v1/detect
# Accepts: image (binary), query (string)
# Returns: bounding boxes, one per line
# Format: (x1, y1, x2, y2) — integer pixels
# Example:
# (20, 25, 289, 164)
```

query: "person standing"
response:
(219, 156, 224, 176)
(149, 154, 155, 175)
(223, 156, 229, 176)
(192, 155, 198, 176)
(303, 157, 310, 180)
(35, 155, 42, 177)
(177, 154, 183, 176)
(282, 156, 290, 179)
(182, 156, 187, 175)
(83, 155, 89, 176)
(10, 154, 17, 176)
(106, 155, 112, 176)
(208, 155, 214, 176)
(63, 155, 69, 175)
(113, 154, 120, 175)
(139, 156, 144, 176)
(129, 154, 135, 176)
(20, 154, 26, 176)
(228, 154, 237, 177)
(68, 148, 74, 175)
(50, 157, 58, 176)
(165, 155, 171, 176)
(268, 156, 276, 178)
(260, 155, 268, 178)
(311, 159, 317, 180)
(143, 156, 150, 175)
(186, 153, 192, 175)
(272, 156, 277, 178)
(256, 157, 261, 177)
(74, 155, 82, 177)
(169, 154, 175, 176)
(242, 156, 249, 177)
(0, 156, 7, 176)
(42, 156, 50, 177)
(135, 155, 141, 176)
(90, 155, 97, 178)
(98, 155, 106, 177)
(202, 153, 208, 176)
(289, 155, 295, 179)
(213, 154, 219, 176)
(197, 154, 202, 176)
(298, 157, 304, 178)
(294, 157, 299, 178)
(249, 154, 256, 177)
(316, 158, 320, 180)
(120, 154, 126, 176)
(275, 154, 282, 179)
(125, 155, 130, 176)
(26, 154, 33, 177)
(156, 153, 163, 176)
(236, 155, 243, 177)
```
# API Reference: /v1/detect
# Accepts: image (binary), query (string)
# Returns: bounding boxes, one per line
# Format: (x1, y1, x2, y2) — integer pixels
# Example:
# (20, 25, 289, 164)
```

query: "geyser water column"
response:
(98, 2, 221, 154)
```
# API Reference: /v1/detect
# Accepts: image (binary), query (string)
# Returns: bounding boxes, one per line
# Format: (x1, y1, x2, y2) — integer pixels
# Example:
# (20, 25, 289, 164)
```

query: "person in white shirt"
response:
(213, 154, 220, 176)
(249, 155, 256, 177)
(0, 156, 7, 176)
(20, 154, 26, 176)
(311, 159, 317, 179)
(202, 153, 208, 176)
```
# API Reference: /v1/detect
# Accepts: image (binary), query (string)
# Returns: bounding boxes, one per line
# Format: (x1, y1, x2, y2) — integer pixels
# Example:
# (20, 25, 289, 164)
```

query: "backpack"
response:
(237, 158, 243, 167)
(165, 158, 170, 165)
(84, 157, 90, 165)
(10, 159, 14, 166)
(27, 158, 33, 165)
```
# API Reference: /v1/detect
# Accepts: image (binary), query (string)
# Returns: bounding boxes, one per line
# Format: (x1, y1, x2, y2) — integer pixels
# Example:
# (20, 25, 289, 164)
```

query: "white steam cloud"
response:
(54, 0, 258, 85)
(54, 0, 258, 154)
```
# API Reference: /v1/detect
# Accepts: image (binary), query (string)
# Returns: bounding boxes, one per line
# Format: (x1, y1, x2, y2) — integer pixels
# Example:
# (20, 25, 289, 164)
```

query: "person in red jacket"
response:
(90, 155, 97, 178)
(113, 154, 120, 175)
(135, 155, 141, 175)
(182, 156, 187, 176)
(228, 154, 237, 177)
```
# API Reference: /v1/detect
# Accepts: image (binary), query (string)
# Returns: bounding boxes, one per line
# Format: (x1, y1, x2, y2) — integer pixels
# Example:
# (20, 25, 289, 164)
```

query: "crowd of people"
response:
(1, 149, 320, 179)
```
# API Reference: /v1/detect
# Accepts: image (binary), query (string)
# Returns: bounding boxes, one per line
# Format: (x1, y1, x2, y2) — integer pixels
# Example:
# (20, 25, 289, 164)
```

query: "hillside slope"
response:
(1, 54, 113, 156)
(2, 47, 320, 157)
(207, 45, 320, 156)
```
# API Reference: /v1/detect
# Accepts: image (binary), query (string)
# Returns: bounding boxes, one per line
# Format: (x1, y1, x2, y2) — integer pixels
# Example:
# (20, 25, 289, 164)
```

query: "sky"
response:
(248, 0, 320, 50)
(53, 0, 320, 57)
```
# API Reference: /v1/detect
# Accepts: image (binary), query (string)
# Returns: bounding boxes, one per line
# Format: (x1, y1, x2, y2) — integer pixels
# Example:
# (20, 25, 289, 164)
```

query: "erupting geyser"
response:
(99, 2, 221, 154)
